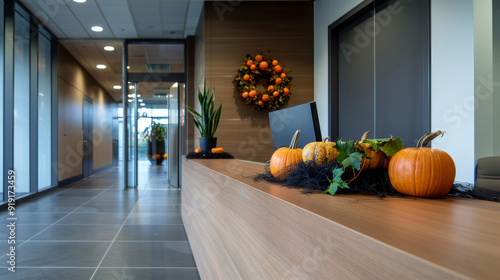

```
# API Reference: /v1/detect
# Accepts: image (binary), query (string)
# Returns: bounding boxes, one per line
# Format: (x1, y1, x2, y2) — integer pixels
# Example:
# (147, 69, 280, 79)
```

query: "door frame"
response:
(83, 96, 93, 178)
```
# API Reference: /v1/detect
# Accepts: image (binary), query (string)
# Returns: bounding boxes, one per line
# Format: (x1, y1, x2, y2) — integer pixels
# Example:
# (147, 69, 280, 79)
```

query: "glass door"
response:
(125, 41, 185, 188)
(126, 82, 138, 188)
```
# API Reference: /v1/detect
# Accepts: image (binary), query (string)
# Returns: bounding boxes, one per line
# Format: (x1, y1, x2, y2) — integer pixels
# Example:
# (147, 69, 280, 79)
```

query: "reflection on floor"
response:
(0, 163, 200, 280)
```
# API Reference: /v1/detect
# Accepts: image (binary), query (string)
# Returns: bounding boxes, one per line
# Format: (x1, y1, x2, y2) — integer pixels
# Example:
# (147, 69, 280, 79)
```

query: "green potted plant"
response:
(144, 121, 166, 164)
(186, 82, 222, 153)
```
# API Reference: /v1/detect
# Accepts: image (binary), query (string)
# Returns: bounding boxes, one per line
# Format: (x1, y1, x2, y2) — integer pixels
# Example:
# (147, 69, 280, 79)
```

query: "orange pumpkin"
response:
(270, 129, 303, 179)
(163, 154, 168, 159)
(302, 137, 339, 165)
(195, 147, 201, 153)
(358, 131, 385, 170)
(211, 147, 224, 154)
(389, 131, 456, 197)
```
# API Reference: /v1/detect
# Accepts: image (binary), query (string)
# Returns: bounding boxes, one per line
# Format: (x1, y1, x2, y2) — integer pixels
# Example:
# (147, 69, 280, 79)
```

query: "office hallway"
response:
(0, 165, 200, 280)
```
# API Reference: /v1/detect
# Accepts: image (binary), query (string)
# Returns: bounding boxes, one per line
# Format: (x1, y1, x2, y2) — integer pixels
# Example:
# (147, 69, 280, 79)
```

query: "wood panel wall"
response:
(58, 44, 116, 181)
(193, 1, 314, 162)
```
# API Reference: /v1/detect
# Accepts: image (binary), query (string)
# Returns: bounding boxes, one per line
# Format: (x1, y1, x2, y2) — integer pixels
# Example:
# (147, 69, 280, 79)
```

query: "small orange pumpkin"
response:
(211, 147, 224, 154)
(357, 131, 385, 170)
(302, 137, 339, 165)
(270, 130, 303, 179)
(195, 147, 201, 153)
(163, 154, 168, 159)
(389, 131, 456, 197)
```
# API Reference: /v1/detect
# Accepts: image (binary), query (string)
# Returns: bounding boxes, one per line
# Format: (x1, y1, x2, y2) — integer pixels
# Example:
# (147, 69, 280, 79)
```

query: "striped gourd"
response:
(302, 137, 339, 165)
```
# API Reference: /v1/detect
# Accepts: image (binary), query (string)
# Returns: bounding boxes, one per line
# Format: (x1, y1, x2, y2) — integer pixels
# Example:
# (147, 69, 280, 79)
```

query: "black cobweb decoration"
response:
(254, 161, 399, 197)
(254, 161, 500, 201)
(186, 152, 234, 159)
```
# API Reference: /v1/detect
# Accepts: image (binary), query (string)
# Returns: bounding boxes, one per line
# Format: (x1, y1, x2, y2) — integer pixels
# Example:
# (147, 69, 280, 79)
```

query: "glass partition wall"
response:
(1, 2, 57, 205)
(123, 41, 185, 189)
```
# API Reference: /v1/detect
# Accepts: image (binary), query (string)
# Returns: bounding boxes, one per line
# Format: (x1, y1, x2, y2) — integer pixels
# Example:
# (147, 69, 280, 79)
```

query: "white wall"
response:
(314, 0, 476, 183)
(431, 0, 475, 183)
(314, 0, 363, 138)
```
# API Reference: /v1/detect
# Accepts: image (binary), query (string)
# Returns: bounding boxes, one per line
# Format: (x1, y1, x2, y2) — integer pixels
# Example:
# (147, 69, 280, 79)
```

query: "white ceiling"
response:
(18, 0, 309, 102)
(19, 0, 205, 39)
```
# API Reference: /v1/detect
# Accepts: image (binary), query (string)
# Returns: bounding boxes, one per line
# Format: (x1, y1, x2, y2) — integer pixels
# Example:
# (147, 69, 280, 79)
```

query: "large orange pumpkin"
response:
(388, 131, 456, 197)
(358, 131, 385, 170)
(270, 129, 303, 179)
(302, 137, 339, 165)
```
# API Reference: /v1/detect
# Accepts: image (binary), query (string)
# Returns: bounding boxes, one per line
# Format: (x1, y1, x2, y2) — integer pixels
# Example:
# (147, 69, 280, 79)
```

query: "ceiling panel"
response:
(96, 0, 138, 38)
(20, 0, 306, 101)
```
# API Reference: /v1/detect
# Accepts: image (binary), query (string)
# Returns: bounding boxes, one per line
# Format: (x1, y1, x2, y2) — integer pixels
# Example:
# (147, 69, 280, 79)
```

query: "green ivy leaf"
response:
(334, 139, 363, 171)
(323, 168, 349, 195)
(342, 152, 363, 170)
(379, 137, 404, 157)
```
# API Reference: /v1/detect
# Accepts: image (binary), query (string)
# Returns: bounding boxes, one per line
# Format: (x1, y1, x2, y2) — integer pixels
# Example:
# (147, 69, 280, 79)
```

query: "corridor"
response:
(0, 166, 200, 280)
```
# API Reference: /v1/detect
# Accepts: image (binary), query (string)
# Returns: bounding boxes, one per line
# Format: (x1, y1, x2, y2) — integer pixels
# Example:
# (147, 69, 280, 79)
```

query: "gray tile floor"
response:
(0, 164, 200, 280)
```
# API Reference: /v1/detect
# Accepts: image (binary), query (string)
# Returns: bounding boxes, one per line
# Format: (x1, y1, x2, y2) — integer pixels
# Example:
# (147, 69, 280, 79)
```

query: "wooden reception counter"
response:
(181, 158, 500, 280)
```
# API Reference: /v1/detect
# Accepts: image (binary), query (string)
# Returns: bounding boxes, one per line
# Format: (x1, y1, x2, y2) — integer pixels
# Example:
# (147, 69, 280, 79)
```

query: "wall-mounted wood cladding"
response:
(194, 1, 314, 162)
(58, 44, 116, 181)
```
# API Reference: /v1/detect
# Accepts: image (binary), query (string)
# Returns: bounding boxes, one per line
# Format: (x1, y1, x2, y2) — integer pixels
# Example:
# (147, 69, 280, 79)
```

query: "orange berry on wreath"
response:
(250, 64, 257, 71)
(258, 100, 263, 106)
(259, 61, 269, 70)
(275, 78, 282, 84)
(262, 94, 270, 102)
(284, 87, 290, 95)
(274, 65, 282, 73)
(249, 90, 257, 98)
(242, 92, 249, 98)
(267, 85, 274, 92)
(246, 60, 253, 66)
(272, 60, 278, 66)
(280, 72, 286, 79)
(273, 91, 280, 97)
(243, 74, 250, 81)
(255, 55, 263, 62)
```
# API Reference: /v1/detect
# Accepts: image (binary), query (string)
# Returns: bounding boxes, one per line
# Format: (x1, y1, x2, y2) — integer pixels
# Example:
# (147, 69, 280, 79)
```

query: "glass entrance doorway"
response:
(124, 42, 185, 189)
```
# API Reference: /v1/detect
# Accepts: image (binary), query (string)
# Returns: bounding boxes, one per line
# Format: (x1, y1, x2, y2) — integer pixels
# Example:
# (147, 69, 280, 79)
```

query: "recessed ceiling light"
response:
(137, 94, 141, 97)
(128, 99, 133, 102)
(127, 66, 131, 70)
(138, 99, 143, 102)
(91, 26, 103, 32)
(104, 46, 114, 51)
(129, 85, 135, 89)
(73, 0, 86, 3)
(96, 64, 106, 69)
(113, 85, 122, 89)
(140, 103, 146, 106)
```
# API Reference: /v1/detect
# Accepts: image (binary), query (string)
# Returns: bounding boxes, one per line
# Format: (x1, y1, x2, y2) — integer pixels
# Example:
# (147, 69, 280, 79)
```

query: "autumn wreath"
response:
(235, 54, 292, 110)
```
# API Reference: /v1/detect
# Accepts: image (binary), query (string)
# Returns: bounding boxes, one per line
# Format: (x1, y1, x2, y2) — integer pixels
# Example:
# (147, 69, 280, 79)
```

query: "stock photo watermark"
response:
(6, 170, 17, 273)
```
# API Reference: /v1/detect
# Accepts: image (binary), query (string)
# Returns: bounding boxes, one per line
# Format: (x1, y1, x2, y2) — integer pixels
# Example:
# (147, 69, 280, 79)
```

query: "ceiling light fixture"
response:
(113, 85, 122, 89)
(138, 99, 143, 102)
(140, 103, 146, 106)
(96, 64, 106, 69)
(104, 46, 114, 51)
(127, 66, 131, 70)
(73, 0, 86, 3)
(91, 26, 103, 32)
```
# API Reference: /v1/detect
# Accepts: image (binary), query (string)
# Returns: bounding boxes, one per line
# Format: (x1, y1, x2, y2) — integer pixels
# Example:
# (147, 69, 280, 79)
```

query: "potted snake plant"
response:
(186, 82, 222, 153)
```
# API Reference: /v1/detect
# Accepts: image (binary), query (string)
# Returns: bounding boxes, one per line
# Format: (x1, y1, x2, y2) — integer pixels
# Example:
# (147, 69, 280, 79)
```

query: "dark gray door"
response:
(83, 97, 93, 177)
(336, 0, 430, 146)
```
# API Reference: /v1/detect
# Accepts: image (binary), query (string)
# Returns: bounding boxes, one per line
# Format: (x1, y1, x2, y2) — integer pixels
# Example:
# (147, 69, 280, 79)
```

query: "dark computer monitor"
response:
(268, 102, 322, 150)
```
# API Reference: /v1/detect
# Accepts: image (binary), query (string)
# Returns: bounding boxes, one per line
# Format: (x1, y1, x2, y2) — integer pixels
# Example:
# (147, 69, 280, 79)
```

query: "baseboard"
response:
(58, 174, 83, 187)
(94, 164, 113, 173)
